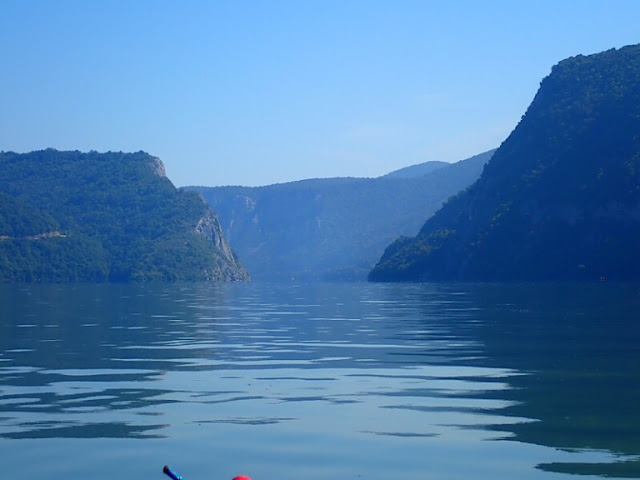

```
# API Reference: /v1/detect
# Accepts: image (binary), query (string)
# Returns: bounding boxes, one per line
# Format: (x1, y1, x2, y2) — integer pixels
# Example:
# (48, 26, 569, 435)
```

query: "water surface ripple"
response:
(1, 282, 639, 479)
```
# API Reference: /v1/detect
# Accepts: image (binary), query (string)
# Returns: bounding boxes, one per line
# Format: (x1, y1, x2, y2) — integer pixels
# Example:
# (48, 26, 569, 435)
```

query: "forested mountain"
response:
(189, 150, 493, 281)
(370, 44, 640, 282)
(0, 149, 249, 282)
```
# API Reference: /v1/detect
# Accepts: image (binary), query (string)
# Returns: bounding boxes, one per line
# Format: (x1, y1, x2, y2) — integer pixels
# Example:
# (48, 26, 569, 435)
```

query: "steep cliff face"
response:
(370, 44, 640, 282)
(148, 156, 167, 177)
(194, 199, 250, 281)
(0, 149, 249, 282)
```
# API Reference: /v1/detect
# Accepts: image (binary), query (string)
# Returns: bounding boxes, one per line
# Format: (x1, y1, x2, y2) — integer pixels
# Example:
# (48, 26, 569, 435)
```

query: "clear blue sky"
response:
(1, 1, 639, 187)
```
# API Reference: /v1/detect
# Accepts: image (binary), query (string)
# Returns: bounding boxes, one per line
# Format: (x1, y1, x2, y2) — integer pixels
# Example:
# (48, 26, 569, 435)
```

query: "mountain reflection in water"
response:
(456, 283, 640, 477)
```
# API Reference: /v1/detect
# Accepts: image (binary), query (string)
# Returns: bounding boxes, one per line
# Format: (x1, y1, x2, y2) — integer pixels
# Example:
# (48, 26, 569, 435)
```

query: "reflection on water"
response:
(0, 282, 639, 480)
(464, 284, 640, 477)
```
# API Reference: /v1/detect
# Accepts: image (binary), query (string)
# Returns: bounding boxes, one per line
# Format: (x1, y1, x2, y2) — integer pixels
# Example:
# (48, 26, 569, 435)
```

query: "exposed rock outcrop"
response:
(194, 201, 250, 281)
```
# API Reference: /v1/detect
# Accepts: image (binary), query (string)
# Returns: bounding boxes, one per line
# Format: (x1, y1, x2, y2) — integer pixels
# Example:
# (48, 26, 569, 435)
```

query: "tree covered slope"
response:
(0, 150, 249, 282)
(370, 44, 640, 282)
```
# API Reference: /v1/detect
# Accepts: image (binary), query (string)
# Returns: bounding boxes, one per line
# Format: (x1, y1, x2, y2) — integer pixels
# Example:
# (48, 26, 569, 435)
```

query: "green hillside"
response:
(0, 149, 249, 282)
(0, 192, 59, 237)
(370, 44, 640, 282)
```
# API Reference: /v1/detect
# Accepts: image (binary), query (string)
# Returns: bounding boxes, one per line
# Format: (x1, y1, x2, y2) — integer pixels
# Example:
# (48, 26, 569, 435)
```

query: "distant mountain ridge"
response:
(0, 149, 249, 282)
(370, 44, 640, 282)
(383, 160, 449, 179)
(188, 150, 494, 281)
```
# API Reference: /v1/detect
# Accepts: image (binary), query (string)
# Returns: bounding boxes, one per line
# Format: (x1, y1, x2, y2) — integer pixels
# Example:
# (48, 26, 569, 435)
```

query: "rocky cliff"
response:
(193, 199, 249, 281)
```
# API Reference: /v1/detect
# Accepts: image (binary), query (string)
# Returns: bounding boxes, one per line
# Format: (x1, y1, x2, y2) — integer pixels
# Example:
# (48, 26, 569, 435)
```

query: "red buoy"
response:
(232, 477, 252, 480)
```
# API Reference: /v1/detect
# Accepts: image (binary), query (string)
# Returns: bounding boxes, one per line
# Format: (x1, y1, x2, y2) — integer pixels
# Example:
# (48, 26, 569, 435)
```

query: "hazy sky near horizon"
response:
(1, 1, 639, 187)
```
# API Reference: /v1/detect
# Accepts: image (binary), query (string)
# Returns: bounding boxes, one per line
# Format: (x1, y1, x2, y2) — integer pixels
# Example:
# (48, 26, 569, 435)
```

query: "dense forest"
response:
(0, 150, 249, 282)
(370, 44, 640, 282)
(189, 151, 493, 280)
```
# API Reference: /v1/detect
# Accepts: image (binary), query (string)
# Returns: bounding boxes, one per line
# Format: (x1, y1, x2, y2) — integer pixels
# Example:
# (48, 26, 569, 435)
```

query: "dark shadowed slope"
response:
(370, 44, 640, 282)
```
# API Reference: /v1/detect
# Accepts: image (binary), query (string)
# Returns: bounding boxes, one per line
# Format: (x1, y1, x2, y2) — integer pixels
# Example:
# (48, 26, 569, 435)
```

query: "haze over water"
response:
(1, 282, 639, 480)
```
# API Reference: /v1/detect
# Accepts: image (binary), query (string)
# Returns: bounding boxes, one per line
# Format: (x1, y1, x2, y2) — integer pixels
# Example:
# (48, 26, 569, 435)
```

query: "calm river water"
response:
(1, 282, 639, 480)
